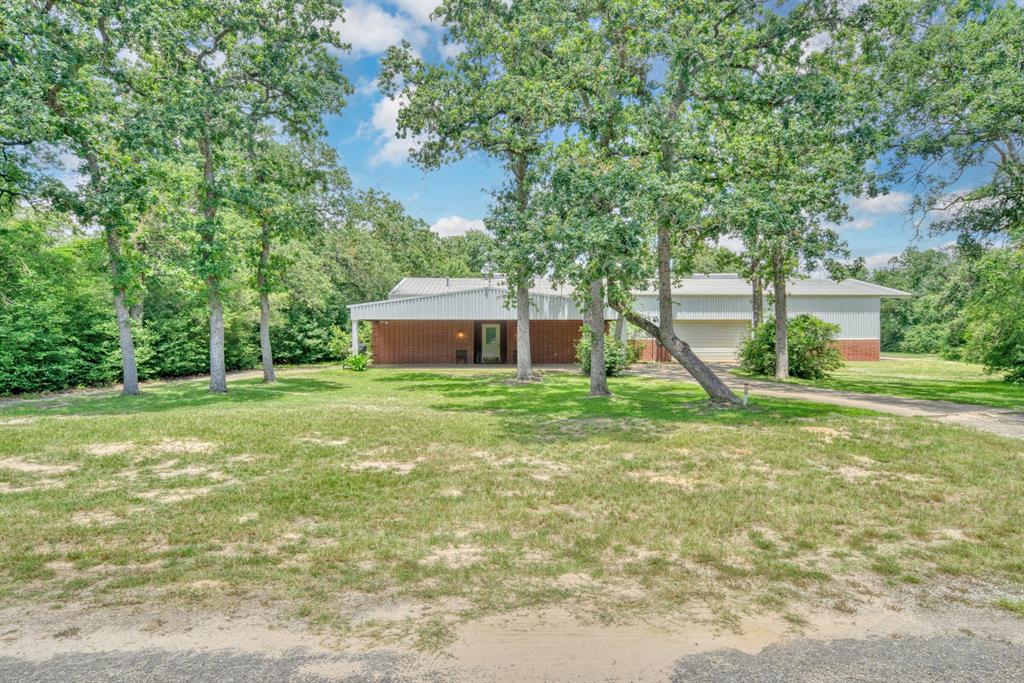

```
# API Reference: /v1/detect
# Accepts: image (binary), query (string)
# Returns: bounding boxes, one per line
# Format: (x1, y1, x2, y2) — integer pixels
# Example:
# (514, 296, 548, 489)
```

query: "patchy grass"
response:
(737, 353, 1024, 410)
(1, 366, 1023, 648)
(995, 598, 1024, 617)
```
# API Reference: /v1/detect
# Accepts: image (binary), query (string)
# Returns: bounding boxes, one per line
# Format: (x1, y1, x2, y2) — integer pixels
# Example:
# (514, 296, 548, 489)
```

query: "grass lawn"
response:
(739, 353, 1024, 410)
(2, 366, 1023, 648)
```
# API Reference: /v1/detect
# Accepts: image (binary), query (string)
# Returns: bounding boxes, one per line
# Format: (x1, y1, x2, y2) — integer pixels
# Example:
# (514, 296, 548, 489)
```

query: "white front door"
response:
(481, 324, 500, 362)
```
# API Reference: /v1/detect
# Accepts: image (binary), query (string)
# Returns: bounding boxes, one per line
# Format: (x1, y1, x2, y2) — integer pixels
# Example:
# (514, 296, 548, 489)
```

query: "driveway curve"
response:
(629, 363, 1024, 440)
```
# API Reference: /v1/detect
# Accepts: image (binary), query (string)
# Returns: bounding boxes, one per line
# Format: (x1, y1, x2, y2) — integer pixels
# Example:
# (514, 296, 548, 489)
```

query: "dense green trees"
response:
(0, 199, 484, 395)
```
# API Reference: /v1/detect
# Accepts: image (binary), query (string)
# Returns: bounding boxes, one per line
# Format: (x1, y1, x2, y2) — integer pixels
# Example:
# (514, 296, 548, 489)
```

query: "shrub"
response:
(344, 352, 371, 371)
(739, 314, 843, 379)
(575, 328, 635, 377)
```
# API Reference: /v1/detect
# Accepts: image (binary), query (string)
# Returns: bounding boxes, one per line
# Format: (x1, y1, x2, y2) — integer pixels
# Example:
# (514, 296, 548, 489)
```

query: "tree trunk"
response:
(588, 278, 611, 397)
(614, 315, 625, 340)
(751, 273, 764, 328)
(623, 224, 739, 404)
(200, 128, 227, 393)
(208, 283, 227, 392)
(514, 276, 533, 381)
(772, 249, 789, 380)
(106, 229, 140, 396)
(258, 224, 276, 383)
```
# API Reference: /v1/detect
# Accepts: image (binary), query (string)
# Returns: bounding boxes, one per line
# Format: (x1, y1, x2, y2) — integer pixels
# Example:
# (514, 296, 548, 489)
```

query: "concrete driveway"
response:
(628, 362, 1024, 440)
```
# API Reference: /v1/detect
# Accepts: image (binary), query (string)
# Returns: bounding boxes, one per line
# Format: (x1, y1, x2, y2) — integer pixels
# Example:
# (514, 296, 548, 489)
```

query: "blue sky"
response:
(330, 1, 976, 270)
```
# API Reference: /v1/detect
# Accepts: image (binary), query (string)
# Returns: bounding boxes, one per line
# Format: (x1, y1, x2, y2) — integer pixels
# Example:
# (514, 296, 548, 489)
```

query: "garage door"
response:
(672, 320, 750, 359)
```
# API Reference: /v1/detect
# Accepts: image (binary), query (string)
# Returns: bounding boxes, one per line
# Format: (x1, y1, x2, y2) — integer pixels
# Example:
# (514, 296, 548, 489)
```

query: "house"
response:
(346, 274, 910, 364)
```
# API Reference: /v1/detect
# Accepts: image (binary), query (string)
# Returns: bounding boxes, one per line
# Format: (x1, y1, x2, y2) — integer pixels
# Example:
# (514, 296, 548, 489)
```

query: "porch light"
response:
(456, 330, 466, 340)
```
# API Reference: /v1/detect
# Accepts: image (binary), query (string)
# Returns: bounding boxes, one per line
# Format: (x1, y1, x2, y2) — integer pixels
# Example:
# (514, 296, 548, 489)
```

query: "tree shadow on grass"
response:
(372, 370, 872, 444)
(0, 375, 349, 418)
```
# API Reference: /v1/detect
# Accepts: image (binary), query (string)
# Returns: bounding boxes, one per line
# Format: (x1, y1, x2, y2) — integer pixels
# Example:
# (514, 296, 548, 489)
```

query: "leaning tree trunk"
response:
(772, 249, 789, 380)
(514, 276, 534, 381)
(588, 278, 611, 397)
(257, 223, 276, 383)
(200, 129, 227, 393)
(618, 224, 739, 404)
(106, 229, 140, 396)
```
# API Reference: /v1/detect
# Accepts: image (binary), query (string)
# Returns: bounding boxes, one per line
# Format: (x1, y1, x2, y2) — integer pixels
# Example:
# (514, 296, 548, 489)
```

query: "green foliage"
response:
(575, 328, 634, 378)
(740, 315, 843, 380)
(0, 202, 480, 395)
(870, 247, 976, 356)
(344, 353, 371, 372)
(961, 249, 1024, 384)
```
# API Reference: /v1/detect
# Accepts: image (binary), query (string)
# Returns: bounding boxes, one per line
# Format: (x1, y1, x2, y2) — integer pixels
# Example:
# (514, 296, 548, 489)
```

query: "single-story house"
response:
(347, 274, 910, 364)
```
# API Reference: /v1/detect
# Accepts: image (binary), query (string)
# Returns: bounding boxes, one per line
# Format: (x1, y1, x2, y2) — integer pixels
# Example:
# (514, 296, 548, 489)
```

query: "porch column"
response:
(351, 318, 359, 356)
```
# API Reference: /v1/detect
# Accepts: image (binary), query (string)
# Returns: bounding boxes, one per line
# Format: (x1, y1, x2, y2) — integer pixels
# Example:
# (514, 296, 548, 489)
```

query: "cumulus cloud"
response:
(863, 252, 899, 271)
(367, 94, 422, 165)
(717, 235, 746, 253)
(430, 216, 485, 237)
(849, 191, 913, 215)
(392, 0, 441, 24)
(842, 217, 876, 231)
(333, 2, 428, 57)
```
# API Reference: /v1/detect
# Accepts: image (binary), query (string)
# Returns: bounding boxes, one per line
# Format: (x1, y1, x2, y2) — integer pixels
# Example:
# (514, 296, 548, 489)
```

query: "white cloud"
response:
(842, 217, 876, 231)
(849, 191, 912, 215)
(333, 2, 428, 57)
(430, 216, 485, 237)
(438, 40, 466, 60)
(368, 95, 422, 165)
(392, 0, 441, 24)
(863, 252, 899, 271)
(717, 235, 746, 253)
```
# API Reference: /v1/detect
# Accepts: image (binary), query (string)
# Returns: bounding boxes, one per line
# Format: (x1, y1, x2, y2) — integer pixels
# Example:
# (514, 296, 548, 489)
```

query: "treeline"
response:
(872, 245, 1024, 382)
(0, 198, 490, 395)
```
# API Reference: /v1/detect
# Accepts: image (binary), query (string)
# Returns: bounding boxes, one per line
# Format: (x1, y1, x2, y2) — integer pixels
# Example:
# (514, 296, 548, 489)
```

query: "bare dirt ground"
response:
(629, 363, 1024, 440)
(3, 581, 1023, 682)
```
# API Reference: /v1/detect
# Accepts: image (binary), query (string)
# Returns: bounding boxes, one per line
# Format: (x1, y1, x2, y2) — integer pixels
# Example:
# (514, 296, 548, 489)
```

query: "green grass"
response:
(1, 366, 1023, 647)
(738, 353, 1024, 410)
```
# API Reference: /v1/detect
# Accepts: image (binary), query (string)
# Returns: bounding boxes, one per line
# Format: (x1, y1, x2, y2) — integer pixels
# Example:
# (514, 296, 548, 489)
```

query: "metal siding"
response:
(350, 288, 612, 321)
(632, 295, 752, 321)
(787, 296, 879, 339)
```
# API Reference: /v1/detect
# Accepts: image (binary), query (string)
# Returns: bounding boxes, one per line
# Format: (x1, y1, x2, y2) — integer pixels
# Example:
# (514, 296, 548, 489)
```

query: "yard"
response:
(738, 353, 1024, 410)
(2, 366, 1023, 652)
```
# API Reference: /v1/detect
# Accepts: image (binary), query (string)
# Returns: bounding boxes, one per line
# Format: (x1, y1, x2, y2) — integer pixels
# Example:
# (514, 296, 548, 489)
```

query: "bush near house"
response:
(739, 314, 843, 379)
(576, 328, 638, 376)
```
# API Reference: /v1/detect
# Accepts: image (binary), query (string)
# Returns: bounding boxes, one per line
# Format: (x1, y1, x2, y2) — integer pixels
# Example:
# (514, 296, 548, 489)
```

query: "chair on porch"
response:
(455, 349, 468, 364)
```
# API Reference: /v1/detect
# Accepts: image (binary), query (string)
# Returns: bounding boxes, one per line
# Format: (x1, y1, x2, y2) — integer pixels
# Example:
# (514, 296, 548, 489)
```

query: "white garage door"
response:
(672, 320, 750, 359)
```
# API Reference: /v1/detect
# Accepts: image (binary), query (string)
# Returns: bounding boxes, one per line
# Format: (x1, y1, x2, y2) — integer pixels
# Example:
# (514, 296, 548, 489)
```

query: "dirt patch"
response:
(85, 443, 135, 457)
(135, 487, 215, 504)
(345, 459, 422, 475)
(0, 457, 76, 475)
(152, 439, 216, 455)
(300, 434, 351, 447)
(421, 545, 485, 569)
(555, 417, 658, 438)
(834, 466, 877, 482)
(0, 417, 38, 426)
(800, 426, 851, 443)
(628, 470, 695, 489)
(0, 478, 66, 494)
(71, 510, 123, 526)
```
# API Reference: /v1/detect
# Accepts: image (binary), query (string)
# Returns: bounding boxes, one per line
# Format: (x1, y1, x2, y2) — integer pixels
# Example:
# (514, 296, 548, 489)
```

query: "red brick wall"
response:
(370, 320, 475, 364)
(632, 337, 881, 362)
(835, 339, 880, 361)
(371, 320, 583, 364)
(510, 321, 585, 364)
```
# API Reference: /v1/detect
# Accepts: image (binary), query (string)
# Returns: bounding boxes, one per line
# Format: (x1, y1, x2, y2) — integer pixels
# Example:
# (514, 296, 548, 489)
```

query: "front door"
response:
(481, 323, 501, 363)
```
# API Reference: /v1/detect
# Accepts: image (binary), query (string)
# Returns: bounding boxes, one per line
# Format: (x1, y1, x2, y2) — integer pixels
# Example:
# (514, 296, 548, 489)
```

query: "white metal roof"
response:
(388, 276, 910, 299)
(351, 286, 617, 321)
(388, 276, 568, 299)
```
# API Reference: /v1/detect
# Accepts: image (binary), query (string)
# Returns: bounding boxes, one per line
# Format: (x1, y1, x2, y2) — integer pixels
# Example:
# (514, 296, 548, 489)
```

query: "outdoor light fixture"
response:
(456, 330, 466, 339)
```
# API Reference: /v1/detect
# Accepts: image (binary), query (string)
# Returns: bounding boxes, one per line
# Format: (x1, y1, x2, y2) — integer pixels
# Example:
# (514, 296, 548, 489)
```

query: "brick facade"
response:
(834, 339, 880, 361)
(371, 319, 584, 364)
(632, 337, 881, 362)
